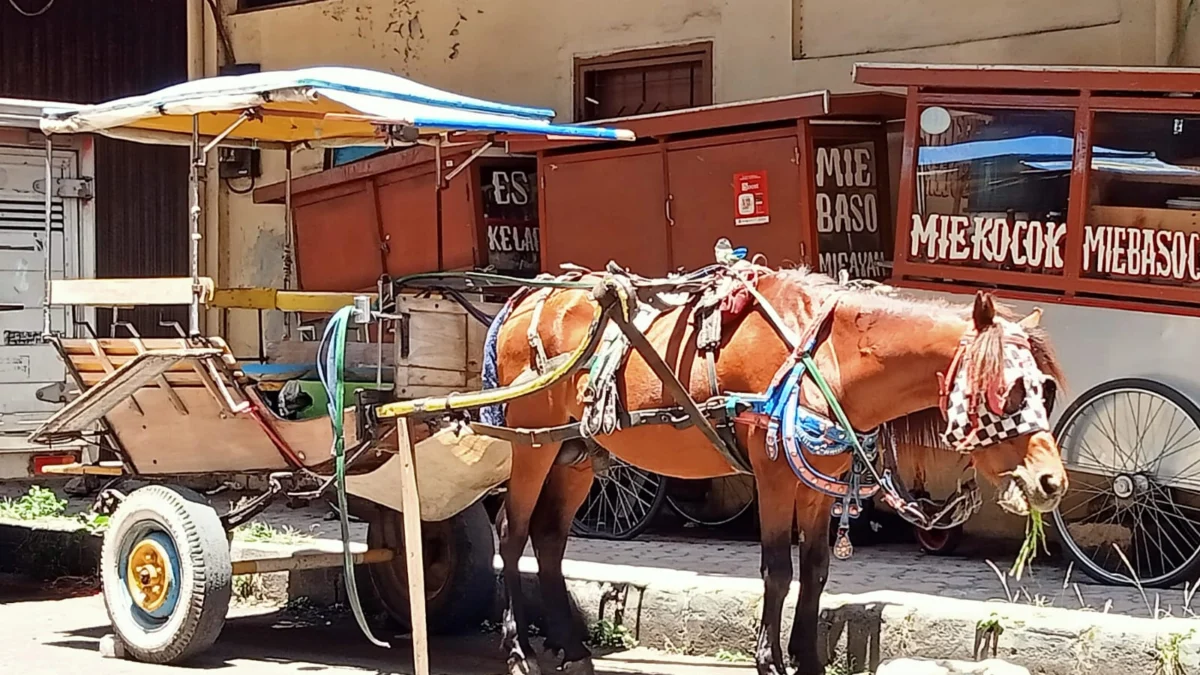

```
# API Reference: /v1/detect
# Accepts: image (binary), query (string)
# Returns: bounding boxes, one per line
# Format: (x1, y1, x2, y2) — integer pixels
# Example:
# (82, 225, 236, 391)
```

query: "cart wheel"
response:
(364, 501, 496, 634)
(1052, 378, 1200, 588)
(915, 524, 964, 556)
(571, 457, 666, 540)
(666, 475, 756, 527)
(101, 484, 231, 664)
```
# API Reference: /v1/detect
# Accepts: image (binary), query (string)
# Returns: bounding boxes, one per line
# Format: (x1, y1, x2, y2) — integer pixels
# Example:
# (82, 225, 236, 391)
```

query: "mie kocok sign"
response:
(911, 213, 1200, 282)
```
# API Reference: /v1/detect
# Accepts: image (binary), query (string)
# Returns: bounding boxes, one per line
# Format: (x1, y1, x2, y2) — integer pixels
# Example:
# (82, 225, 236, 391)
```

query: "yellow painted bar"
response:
(375, 303, 604, 419)
(211, 288, 377, 313)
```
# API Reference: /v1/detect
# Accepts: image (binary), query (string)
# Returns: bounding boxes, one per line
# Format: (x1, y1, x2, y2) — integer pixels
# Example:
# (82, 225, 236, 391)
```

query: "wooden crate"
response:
(394, 295, 503, 399)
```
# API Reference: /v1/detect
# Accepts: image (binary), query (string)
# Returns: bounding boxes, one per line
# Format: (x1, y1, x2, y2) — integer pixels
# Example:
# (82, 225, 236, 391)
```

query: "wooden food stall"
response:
(855, 62, 1200, 588)
(253, 145, 541, 291)
(517, 90, 906, 280)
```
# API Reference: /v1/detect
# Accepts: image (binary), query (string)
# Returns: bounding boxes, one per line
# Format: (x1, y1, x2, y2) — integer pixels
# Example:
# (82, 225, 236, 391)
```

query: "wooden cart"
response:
(27, 67, 633, 670)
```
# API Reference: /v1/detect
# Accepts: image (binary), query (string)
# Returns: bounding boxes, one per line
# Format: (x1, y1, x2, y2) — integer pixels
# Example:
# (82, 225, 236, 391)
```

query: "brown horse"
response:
(492, 267, 1067, 675)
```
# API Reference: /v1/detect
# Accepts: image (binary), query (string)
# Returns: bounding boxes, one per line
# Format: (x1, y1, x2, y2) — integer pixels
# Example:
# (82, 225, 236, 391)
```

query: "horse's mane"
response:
(764, 267, 1066, 454)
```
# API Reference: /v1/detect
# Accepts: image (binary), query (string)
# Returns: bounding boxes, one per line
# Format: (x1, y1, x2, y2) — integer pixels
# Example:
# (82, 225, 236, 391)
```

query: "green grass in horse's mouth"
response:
(1010, 509, 1047, 580)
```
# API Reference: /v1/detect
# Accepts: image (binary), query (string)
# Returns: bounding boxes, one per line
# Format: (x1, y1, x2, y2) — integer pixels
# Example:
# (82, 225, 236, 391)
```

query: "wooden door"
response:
(665, 132, 810, 271)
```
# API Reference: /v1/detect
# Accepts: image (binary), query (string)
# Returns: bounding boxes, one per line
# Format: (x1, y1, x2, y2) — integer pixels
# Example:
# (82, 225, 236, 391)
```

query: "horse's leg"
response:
(529, 451, 595, 674)
(753, 465, 796, 675)
(787, 488, 834, 675)
(500, 439, 561, 675)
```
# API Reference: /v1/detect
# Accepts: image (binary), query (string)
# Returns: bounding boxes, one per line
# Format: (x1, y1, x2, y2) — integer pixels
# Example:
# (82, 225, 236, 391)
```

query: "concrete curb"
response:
(0, 520, 101, 578)
(4, 522, 1196, 675)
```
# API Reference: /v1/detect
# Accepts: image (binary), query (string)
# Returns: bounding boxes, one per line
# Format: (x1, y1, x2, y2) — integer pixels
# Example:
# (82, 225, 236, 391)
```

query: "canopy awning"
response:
(40, 66, 635, 147)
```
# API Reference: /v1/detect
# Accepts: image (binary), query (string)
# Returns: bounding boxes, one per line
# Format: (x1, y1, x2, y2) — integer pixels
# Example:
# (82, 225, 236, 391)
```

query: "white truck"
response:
(0, 98, 94, 479)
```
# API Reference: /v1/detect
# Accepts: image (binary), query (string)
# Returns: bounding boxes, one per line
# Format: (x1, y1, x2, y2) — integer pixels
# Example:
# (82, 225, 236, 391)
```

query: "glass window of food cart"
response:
(1083, 112, 1200, 288)
(909, 106, 1075, 279)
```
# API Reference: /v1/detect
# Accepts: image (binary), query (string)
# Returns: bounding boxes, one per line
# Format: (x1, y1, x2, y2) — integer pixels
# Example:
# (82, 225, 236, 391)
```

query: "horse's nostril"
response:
(1039, 472, 1064, 497)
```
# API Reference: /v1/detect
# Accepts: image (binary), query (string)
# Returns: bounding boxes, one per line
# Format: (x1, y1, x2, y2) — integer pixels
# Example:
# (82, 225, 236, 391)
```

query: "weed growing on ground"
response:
(75, 511, 109, 534)
(0, 486, 67, 520)
(1155, 630, 1194, 675)
(234, 521, 311, 544)
(824, 661, 852, 675)
(588, 619, 637, 650)
(232, 573, 269, 604)
(714, 649, 752, 663)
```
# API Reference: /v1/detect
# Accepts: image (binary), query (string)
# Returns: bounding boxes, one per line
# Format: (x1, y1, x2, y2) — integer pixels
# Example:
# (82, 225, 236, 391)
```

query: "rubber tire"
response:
(1051, 377, 1200, 588)
(665, 476, 757, 527)
(100, 484, 232, 664)
(364, 501, 496, 634)
(570, 461, 668, 541)
(915, 524, 964, 556)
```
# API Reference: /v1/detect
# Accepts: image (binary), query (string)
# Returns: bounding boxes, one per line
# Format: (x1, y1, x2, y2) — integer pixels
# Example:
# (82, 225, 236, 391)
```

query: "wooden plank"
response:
(403, 310, 467, 372)
(69, 354, 199, 373)
(41, 461, 125, 476)
(31, 350, 222, 441)
(397, 295, 468, 315)
(104, 387, 291, 474)
(79, 371, 210, 387)
(395, 421, 430, 675)
(50, 277, 215, 306)
(61, 338, 189, 355)
(265, 340, 395, 370)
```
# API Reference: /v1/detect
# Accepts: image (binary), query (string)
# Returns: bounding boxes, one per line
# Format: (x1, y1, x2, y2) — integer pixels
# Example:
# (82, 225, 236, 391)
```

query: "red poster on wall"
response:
(733, 171, 770, 226)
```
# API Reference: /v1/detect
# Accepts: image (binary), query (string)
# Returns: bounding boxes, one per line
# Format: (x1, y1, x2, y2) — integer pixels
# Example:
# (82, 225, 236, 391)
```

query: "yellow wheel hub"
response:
(126, 538, 173, 613)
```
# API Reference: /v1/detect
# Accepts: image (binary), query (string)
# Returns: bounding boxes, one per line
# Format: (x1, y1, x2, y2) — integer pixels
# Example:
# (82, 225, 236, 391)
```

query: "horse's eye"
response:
(1003, 378, 1027, 415)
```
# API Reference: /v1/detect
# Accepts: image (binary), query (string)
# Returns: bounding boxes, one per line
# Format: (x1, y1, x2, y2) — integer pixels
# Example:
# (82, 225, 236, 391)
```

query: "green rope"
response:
(800, 352, 878, 472)
(321, 306, 390, 649)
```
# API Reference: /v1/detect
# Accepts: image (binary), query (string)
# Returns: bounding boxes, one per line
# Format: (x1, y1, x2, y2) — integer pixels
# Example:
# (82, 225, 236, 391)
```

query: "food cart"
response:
(855, 62, 1200, 588)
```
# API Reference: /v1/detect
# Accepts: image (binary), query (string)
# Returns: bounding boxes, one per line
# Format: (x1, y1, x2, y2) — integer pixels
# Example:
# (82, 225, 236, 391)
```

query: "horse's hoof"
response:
(508, 656, 542, 675)
(560, 658, 596, 675)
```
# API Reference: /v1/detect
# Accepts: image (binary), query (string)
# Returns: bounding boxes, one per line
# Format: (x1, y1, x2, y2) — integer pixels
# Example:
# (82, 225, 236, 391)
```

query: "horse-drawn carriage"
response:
(24, 67, 633, 672)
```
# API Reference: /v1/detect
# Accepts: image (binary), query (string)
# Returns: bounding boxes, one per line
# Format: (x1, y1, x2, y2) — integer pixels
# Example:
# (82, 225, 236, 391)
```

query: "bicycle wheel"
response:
(571, 457, 667, 541)
(666, 475, 756, 527)
(1052, 378, 1200, 588)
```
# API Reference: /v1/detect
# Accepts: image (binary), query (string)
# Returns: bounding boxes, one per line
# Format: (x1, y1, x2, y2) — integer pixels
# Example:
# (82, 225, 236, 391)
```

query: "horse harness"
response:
(470, 260, 1051, 560)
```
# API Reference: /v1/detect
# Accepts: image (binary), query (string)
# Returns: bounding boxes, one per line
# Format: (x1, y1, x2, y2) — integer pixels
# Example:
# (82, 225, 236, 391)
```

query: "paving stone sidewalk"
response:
(1, 482, 1169, 619)
(241, 494, 1166, 619)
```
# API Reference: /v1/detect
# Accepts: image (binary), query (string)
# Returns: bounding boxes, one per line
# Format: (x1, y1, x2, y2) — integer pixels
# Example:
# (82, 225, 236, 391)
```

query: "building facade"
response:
(210, 0, 1199, 354)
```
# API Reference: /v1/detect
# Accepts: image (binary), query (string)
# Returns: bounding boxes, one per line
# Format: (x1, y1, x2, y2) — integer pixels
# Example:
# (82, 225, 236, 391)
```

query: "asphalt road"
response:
(0, 575, 752, 675)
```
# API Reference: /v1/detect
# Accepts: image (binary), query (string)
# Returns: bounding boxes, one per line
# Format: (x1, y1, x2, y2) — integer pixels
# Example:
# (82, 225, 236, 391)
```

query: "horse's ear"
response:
(1018, 307, 1043, 330)
(972, 291, 996, 331)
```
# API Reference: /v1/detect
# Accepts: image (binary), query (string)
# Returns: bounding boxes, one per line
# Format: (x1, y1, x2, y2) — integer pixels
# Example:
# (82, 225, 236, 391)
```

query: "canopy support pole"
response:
(42, 137, 53, 337)
(434, 136, 443, 271)
(283, 147, 294, 339)
(188, 115, 202, 337)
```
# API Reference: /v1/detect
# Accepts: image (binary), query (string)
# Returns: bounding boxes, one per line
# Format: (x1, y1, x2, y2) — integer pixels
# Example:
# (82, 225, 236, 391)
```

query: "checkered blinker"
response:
(941, 321, 1051, 453)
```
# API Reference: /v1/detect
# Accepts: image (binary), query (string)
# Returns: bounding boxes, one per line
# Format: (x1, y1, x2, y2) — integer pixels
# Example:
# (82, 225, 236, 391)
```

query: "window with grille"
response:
(574, 43, 713, 122)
